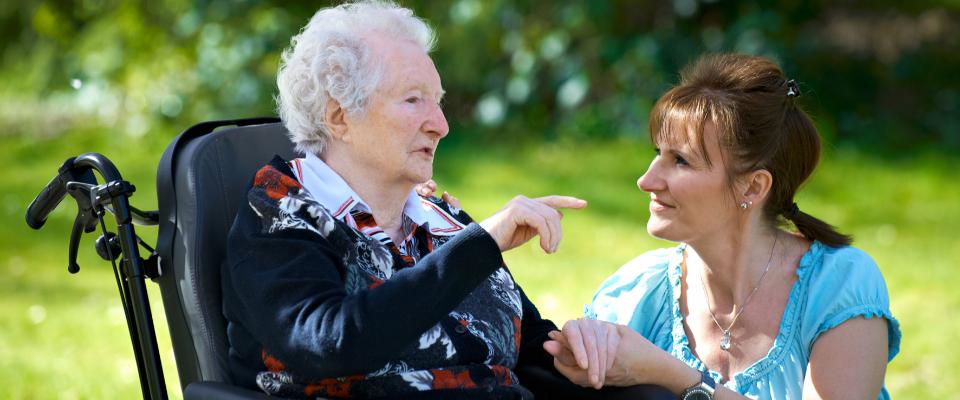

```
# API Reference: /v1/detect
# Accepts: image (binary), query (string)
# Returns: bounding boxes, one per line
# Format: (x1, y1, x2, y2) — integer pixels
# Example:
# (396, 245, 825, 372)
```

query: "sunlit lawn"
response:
(1, 129, 956, 399)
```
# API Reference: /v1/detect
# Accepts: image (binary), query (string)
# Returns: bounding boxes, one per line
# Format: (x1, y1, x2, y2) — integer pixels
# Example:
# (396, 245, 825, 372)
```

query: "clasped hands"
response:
(543, 318, 664, 390)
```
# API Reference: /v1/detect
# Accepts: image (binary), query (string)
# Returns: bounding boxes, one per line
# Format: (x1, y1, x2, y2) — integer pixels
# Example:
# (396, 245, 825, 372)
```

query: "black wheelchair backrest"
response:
(155, 118, 299, 388)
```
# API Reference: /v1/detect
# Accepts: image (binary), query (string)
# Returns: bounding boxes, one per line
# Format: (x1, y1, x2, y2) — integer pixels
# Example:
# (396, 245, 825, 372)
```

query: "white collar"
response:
(292, 153, 432, 226)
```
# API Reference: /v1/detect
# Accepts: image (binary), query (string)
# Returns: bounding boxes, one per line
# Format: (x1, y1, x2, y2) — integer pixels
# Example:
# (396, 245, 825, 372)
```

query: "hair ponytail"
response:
(777, 97, 853, 247)
(782, 204, 852, 247)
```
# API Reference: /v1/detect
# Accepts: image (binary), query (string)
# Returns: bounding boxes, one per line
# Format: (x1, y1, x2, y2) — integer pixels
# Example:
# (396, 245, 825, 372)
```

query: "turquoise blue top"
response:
(587, 241, 901, 399)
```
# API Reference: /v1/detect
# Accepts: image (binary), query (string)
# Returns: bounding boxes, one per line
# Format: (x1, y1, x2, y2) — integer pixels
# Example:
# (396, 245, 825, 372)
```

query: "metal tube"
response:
(113, 190, 168, 399)
(72, 153, 168, 400)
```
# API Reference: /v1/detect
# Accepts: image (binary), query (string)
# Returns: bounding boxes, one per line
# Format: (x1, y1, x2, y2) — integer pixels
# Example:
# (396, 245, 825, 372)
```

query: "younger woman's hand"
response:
(544, 331, 594, 387)
(543, 318, 620, 389)
(548, 323, 733, 397)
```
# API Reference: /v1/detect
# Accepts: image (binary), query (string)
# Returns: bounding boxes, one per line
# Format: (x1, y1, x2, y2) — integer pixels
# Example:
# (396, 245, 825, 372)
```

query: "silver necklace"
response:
(696, 235, 778, 351)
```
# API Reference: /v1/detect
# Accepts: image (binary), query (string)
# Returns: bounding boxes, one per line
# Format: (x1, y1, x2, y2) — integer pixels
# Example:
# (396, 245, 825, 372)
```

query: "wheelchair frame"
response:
(26, 152, 168, 399)
(25, 117, 280, 400)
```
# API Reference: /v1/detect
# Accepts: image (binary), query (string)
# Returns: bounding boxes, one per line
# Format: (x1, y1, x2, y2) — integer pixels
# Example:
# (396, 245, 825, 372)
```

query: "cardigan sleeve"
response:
(515, 285, 559, 370)
(223, 202, 506, 379)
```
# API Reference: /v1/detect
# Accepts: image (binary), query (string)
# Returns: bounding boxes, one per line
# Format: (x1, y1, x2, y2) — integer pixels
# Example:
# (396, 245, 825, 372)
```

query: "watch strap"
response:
(700, 370, 716, 391)
(681, 370, 716, 400)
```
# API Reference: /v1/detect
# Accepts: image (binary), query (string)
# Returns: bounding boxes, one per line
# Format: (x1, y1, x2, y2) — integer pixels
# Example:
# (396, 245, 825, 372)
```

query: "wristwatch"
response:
(681, 370, 716, 400)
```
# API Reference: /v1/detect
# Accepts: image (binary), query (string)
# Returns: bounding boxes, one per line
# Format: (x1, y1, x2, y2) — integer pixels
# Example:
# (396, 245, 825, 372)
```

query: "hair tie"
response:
(784, 202, 801, 219)
(785, 79, 801, 98)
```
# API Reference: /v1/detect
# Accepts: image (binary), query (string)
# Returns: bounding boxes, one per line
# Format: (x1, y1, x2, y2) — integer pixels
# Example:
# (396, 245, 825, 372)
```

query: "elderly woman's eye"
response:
(406, 97, 420, 104)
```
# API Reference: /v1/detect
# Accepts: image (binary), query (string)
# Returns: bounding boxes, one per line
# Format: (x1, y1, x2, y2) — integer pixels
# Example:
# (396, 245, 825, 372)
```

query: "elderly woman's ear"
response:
(324, 98, 350, 141)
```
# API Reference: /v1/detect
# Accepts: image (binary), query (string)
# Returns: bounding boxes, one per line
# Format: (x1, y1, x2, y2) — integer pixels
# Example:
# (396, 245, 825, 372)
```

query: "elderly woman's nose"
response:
(424, 104, 449, 138)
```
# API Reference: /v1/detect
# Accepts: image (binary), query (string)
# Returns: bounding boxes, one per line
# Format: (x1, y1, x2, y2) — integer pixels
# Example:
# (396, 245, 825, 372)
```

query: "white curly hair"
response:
(276, 0, 437, 156)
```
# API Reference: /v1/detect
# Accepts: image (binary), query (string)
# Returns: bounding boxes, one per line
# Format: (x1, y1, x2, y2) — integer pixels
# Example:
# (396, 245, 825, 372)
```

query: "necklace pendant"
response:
(720, 330, 732, 350)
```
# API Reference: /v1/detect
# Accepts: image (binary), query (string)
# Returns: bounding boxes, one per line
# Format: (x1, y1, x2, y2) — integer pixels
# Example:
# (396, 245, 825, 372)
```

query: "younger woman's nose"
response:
(637, 162, 665, 193)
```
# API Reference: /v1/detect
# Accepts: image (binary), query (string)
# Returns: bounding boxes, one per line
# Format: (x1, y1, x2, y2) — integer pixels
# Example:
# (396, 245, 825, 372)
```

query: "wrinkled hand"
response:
(415, 179, 461, 208)
(545, 321, 670, 389)
(479, 195, 587, 253)
(543, 318, 621, 389)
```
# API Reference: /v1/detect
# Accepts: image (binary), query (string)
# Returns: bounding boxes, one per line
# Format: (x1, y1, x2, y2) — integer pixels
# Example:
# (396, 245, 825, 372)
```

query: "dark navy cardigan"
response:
(221, 157, 558, 399)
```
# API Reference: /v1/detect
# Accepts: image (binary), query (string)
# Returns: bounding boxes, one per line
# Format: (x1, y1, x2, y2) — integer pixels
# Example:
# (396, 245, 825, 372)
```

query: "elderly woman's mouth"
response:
(416, 147, 435, 157)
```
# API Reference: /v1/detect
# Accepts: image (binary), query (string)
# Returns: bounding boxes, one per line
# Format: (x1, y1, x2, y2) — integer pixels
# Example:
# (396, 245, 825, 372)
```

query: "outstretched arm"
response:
(545, 320, 754, 399)
(226, 222, 507, 378)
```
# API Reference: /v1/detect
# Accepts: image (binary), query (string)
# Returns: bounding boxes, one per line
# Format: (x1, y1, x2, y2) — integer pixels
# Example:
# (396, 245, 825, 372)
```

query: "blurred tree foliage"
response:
(2, 0, 958, 149)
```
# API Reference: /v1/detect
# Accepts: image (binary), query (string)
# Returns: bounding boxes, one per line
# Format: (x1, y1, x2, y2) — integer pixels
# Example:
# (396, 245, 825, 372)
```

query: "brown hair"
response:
(649, 53, 852, 247)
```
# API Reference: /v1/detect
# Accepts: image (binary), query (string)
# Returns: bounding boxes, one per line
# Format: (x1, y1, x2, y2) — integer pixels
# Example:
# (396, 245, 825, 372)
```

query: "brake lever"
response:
(68, 217, 83, 274)
(65, 181, 100, 274)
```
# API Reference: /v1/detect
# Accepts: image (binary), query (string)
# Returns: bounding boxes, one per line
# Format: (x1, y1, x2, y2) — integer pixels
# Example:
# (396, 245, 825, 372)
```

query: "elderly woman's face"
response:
(637, 122, 738, 244)
(344, 35, 448, 187)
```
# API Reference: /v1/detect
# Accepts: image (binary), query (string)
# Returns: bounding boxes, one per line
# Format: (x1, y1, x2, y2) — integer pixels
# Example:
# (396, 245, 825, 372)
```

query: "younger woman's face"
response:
(637, 122, 740, 243)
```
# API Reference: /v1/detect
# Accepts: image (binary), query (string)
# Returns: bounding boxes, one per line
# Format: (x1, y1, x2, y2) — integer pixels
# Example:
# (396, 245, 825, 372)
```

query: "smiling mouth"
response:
(650, 199, 675, 210)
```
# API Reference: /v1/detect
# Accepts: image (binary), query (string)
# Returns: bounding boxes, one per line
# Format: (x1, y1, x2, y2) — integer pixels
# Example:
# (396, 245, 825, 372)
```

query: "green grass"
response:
(2, 130, 957, 398)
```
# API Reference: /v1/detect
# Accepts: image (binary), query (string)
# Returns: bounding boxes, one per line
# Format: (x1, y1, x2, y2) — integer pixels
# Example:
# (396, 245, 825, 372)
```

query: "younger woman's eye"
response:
(675, 155, 689, 166)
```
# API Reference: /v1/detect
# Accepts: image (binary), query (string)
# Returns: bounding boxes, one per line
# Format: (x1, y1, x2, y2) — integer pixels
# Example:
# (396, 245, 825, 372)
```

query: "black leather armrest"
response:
(183, 381, 279, 400)
(516, 365, 676, 400)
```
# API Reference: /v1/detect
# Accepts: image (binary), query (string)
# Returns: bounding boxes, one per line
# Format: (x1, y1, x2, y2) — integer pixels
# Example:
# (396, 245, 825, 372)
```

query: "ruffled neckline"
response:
(666, 241, 825, 392)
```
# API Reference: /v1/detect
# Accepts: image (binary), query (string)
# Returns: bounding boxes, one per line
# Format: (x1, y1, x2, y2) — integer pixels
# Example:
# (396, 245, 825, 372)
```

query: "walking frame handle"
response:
(25, 153, 168, 400)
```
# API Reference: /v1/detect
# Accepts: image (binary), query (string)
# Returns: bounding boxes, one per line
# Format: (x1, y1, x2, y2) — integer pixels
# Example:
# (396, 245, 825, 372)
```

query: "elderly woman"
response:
(544, 54, 901, 399)
(220, 2, 598, 399)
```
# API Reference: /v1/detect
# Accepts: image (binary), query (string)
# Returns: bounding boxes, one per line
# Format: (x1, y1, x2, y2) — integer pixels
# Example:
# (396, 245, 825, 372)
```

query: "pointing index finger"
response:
(535, 195, 588, 210)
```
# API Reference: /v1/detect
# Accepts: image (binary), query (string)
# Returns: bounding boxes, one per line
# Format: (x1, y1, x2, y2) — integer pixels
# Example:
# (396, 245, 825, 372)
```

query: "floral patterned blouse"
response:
(222, 155, 557, 399)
